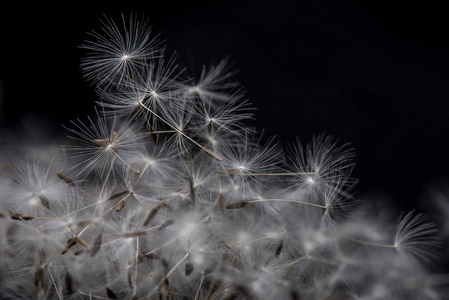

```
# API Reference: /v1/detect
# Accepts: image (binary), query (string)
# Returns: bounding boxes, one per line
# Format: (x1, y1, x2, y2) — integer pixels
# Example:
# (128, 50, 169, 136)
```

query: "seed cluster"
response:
(0, 14, 445, 300)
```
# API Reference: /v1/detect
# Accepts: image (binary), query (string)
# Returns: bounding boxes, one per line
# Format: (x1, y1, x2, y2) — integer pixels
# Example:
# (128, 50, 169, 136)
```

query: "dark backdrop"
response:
(1, 0, 449, 211)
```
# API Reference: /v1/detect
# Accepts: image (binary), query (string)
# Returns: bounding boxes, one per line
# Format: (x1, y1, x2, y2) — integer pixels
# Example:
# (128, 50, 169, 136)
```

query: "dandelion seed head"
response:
(0, 15, 445, 300)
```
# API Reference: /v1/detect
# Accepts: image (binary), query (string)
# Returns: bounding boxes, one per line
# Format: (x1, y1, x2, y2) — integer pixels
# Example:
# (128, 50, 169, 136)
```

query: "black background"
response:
(1, 0, 449, 211)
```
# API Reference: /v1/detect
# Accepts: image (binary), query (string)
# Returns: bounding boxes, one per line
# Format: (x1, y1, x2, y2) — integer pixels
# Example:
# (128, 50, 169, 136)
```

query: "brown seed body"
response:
(225, 201, 248, 210)
(56, 171, 75, 186)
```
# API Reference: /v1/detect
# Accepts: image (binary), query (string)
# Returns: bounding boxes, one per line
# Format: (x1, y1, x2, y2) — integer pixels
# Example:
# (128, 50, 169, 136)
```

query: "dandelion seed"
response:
(9, 209, 34, 221)
(203, 262, 217, 275)
(274, 239, 284, 258)
(219, 192, 225, 213)
(161, 259, 169, 271)
(394, 211, 441, 262)
(222, 292, 239, 300)
(142, 251, 160, 260)
(34, 267, 44, 287)
(120, 231, 146, 238)
(108, 190, 129, 200)
(148, 123, 158, 144)
(80, 13, 161, 89)
(34, 267, 46, 299)
(158, 219, 174, 231)
(90, 232, 102, 257)
(189, 177, 195, 202)
(181, 59, 241, 103)
(127, 269, 133, 288)
(61, 237, 78, 255)
(225, 200, 249, 210)
(290, 290, 301, 300)
(116, 199, 126, 211)
(143, 201, 166, 226)
(74, 250, 84, 256)
(105, 287, 118, 299)
(76, 219, 100, 227)
(39, 195, 50, 210)
(158, 279, 171, 299)
(185, 262, 194, 276)
(75, 236, 90, 248)
(65, 272, 74, 295)
(113, 260, 121, 273)
(56, 171, 75, 187)
(287, 135, 355, 193)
